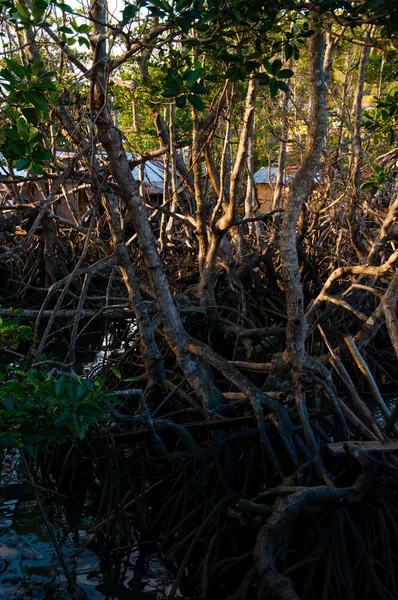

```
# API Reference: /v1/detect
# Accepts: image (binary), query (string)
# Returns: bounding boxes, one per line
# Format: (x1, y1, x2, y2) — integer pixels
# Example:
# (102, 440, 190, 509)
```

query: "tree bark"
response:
(348, 27, 375, 260)
(279, 22, 331, 484)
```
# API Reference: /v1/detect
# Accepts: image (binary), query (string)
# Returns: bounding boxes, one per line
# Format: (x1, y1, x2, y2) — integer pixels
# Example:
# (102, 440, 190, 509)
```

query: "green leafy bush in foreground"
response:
(0, 314, 112, 454)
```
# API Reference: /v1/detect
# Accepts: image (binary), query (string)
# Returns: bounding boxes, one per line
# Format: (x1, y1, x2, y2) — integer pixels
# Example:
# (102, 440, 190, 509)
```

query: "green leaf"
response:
(185, 68, 202, 87)
(162, 89, 179, 98)
(70, 17, 79, 31)
(176, 15, 191, 33)
(78, 406, 103, 418)
(271, 59, 282, 76)
(188, 83, 209, 94)
(32, 59, 43, 74)
(187, 94, 204, 111)
(73, 414, 84, 437)
(237, 66, 246, 81)
(23, 433, 45, 444)
(4, 397, 14, 411)
(278, 69, 294, 79)
(25, 91, 48, 114)
(176, 95, 186, 108)
(285, 43, 293, 60)
(245, 60, 261, 72)
(28, 371, 39, 386)
(81, 378, 94, 391)
(54, 413, 70, 427)
(15, 2, 30, 20)
(16, 117, 29, 134)
(37, 70, 57, 79)
(78, 36, 90, 49)
(54, 2, 74, 13)
(277, 80, 289, 93)
(166, 69, 183, 91)
(76, 386, 85, 399)
(122, 4, 138, 22)
(24, 445, 35, 457)
(58, 25, 73, 34)
(153, 0, 172, 12)
(16, 158, 31, 171)
(195, 6, 218, 25)
(21, 108, 39, 125)
(0, 434, 18, 448)
(262, 59, 273, 74)
(257, 73, 270, 86)
(0, 69, 17, 82)
(55, 375, 67, 396)
(112, 367, 122, 380)
(32, 146, 52, 161)
(34, 81, 57, 90)
(31, 0, 47, 21)
(4, 59, 26, 80)
(270, 79, 279, 98)
(300, 29, 315, 38)
(10, 141, 28, 156)
(78, 24, 91, 34)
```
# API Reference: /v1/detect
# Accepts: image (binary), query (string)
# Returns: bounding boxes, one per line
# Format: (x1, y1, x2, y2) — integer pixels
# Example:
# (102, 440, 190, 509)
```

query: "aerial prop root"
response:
(253, 444, 380, 600)
(186, 338, 313, 469)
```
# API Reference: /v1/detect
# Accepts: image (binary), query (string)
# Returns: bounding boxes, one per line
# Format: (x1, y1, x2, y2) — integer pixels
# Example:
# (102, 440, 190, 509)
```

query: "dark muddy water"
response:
(0, 447, 173, 599)
(0, 490, 170, 599)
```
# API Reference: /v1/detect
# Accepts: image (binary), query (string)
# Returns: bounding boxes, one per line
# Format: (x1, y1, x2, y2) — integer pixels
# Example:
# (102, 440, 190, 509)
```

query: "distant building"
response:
(131, 159, 165, 198)
(0, 153, 167, 220)
(253, 166, 298, 213)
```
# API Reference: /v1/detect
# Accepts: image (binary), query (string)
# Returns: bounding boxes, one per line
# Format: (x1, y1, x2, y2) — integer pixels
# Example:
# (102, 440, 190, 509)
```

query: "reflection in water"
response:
(49, 319, 138, 378)
(0, 491, 170, 599)
(0, 427, 169, 600)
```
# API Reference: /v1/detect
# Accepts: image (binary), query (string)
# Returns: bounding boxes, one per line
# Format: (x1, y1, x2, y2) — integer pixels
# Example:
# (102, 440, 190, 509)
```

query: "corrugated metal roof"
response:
(254, 166, 298, 184)
(132, 160, 165, 194)
(1, 152, 167, 196)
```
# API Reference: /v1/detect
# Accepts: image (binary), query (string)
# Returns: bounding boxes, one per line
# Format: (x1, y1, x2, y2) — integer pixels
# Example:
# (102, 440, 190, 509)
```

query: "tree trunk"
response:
(279, 22, 331, 484)
(348, 27, 375, 260)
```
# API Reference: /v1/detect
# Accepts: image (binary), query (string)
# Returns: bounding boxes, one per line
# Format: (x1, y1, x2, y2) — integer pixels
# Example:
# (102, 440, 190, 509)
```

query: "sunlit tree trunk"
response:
(279, 22, 331, 484)
(348, 26, 375, 260)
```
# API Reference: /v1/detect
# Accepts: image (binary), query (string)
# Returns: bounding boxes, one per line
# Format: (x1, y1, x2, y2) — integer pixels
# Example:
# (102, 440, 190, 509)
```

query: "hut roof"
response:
(253, 166, 298, 184)
(131, 159, 165, 195)
(1, 152, 167, 196)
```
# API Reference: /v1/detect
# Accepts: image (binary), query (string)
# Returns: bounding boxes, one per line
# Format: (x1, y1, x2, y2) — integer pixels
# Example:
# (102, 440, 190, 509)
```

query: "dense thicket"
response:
(1, 0, 398, 598)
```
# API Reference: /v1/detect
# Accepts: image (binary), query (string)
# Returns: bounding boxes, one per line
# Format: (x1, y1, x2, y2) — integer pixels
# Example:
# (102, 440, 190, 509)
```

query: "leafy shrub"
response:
(0, 312, 34, 350)
(0, 314, 112, 454)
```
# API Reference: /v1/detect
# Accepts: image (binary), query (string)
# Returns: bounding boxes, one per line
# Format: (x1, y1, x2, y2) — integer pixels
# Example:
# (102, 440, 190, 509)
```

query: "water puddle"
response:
(48, 319, 138, 379)
(0, 483, 170, 599)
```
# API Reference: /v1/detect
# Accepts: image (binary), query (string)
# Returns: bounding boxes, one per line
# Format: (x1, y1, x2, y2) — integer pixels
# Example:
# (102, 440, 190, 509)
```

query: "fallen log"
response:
(223, 391, 288, 402)
(228, 360, 271, 372)
(327, 439, 398, 456)
(0, 307, 134, 320)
